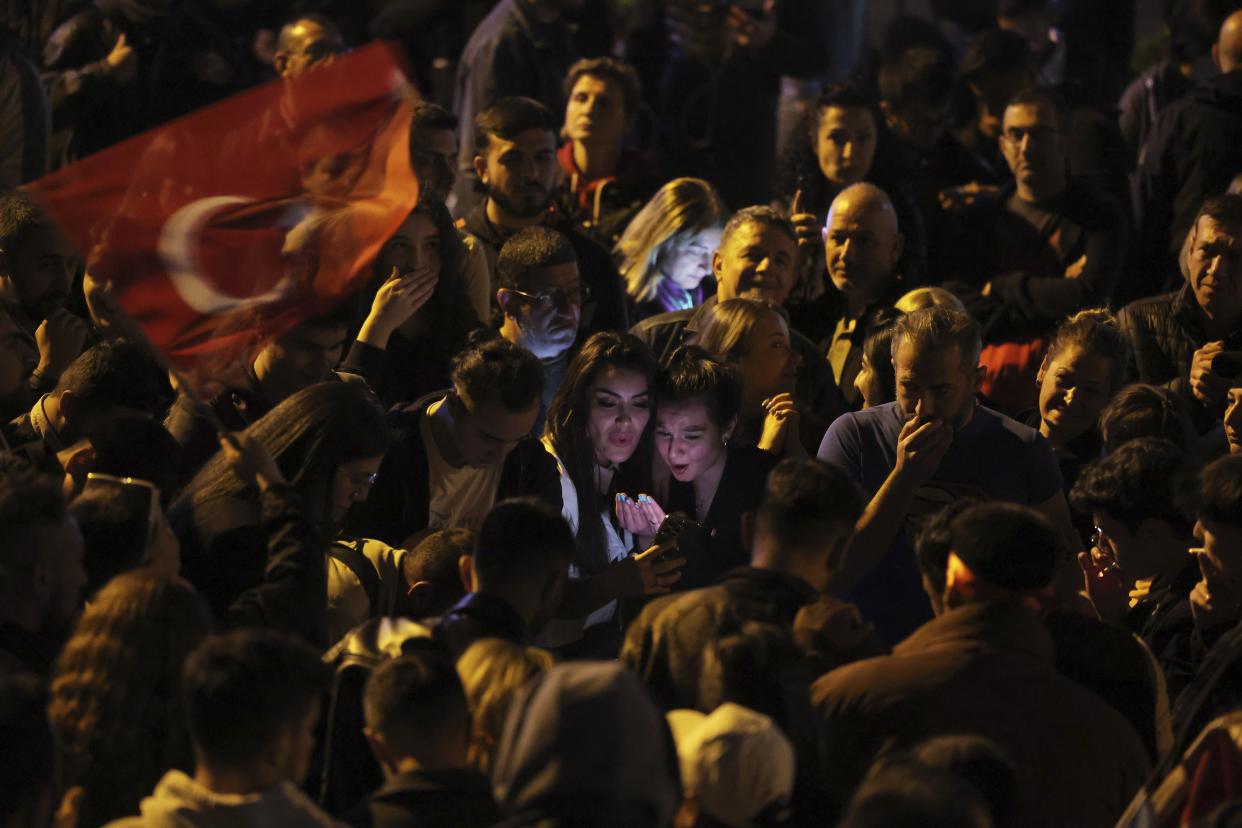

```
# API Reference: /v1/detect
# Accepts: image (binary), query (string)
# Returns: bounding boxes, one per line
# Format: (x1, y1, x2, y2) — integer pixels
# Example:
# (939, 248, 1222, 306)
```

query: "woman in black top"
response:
(618, 347, 776, 591)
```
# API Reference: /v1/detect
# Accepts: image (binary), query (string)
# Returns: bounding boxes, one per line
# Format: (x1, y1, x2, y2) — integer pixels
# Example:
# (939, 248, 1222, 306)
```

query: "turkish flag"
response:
(28, 42, 419, 390)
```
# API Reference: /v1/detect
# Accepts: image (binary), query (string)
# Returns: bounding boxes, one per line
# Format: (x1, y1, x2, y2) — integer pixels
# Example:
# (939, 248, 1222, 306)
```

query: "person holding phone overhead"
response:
(539, 332, 685, 658)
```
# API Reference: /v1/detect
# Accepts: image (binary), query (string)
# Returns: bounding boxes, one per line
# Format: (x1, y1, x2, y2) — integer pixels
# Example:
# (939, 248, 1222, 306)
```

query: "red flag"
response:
(28, 43, 419, 389)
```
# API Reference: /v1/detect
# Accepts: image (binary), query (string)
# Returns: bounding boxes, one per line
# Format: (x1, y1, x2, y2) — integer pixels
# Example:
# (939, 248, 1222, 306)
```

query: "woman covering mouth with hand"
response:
(539, 332, 686, 657)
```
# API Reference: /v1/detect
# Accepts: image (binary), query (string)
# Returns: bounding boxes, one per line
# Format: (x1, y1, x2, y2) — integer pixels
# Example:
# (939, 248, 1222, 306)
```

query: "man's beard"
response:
(489, 184, 552, 220)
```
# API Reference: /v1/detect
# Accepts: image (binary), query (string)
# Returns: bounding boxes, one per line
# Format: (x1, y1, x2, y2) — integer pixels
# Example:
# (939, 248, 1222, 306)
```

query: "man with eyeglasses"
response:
(495, 226, 582, 431)
(1070, 438, 1201, 698)
(941, 86, 1126, 413)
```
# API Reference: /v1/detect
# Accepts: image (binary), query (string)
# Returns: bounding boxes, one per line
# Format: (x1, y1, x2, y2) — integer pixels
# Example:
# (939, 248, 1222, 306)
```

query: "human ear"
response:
(472, 154, 488, 185)
(458, 554, 475, 593)
(972, 364, 985, 393)
(1035, 353, 1051, 385)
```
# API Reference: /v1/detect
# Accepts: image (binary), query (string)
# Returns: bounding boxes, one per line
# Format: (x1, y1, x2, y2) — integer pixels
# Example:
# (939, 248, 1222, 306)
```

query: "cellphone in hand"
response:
(653, 513, 699, 555)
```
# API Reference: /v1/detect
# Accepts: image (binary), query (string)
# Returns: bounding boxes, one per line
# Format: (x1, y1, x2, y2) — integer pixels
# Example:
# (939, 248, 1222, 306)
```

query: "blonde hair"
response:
(456, 639, 554, 774)
(614, 177, 728, 303)
(691, 298, 785, 364)
(894, 286, 966, 314)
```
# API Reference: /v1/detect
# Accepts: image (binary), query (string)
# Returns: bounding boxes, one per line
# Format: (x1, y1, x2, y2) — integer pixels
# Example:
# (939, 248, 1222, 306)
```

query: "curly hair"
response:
(49, 572, 212, 827)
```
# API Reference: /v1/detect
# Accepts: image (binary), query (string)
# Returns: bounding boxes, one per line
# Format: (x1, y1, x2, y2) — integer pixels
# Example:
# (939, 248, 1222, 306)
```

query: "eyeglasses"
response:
(506, 284, 589, 309)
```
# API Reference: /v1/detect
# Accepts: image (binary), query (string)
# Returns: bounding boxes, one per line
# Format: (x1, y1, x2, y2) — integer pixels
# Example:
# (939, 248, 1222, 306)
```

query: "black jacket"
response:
(459, 202, 629, 337)
(630, 296, 846, 449)
(1117, 285, 1242, 431)
(943, 179, 1128, 343)
(343, 768, 502, 828)
(812, 600, 1151, 827)
(433, 591, 529, 659)
(172, 483, 328, 646)
(622, 566, 819, 713)
(1133, 69, 1242, 298)
(345, 392, 562, 547)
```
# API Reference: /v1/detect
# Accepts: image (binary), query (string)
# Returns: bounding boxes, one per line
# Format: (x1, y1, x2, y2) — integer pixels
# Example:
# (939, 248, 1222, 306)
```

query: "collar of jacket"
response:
(893, 599, 1055, 664)
(718, 565, 819, 605)
(444, 591, 528, 644)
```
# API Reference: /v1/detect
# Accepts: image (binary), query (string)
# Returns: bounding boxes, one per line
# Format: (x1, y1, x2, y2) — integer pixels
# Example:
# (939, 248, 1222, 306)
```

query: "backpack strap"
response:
(329, 538, 381, 612)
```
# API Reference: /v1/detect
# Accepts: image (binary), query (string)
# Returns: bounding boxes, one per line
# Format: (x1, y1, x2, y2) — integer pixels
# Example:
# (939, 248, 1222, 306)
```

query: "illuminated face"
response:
(332, 454, 384, 524)
(476, 128, 560, 220)
(735, 312, 800, 408)
(654, 398, 730, 483)
(713, 221, 798, 305)
(501, 262, 582, 361)
(1187, 216, 1242, 323)
(854, 353, 889, 409)
(1225, 387, 1242, 454)
(377, 210, 441, 284)
(816, 105, 877, 189)
(1195, 516, 1242, 586)
(824, 200, 901, 307)
(275, 20, 343, 79)
(999, 101, 1064, 195)
(664, 228, 722, 292)
(453, 393, 540, 469)
(564, 74, 628, 149)
(587, 367, 651, 467)
(893, 340, 978, 429)
(1037, 345, 1114, 445)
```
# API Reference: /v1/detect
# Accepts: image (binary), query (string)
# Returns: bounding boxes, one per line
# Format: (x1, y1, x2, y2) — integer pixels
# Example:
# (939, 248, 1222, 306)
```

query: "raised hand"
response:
(358, 266, 439, 348)
(218, 432, 286, 492)
(34, 308, 90, 382)
(616, 492, 667, 538)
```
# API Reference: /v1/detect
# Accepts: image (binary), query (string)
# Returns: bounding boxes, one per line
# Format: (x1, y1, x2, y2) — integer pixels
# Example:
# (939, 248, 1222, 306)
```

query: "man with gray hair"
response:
(817, 305, 1072, 643)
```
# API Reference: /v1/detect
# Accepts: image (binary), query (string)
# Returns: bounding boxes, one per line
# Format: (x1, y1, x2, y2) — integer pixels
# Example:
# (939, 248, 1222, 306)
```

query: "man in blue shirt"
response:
(818, 305, 1072, 642)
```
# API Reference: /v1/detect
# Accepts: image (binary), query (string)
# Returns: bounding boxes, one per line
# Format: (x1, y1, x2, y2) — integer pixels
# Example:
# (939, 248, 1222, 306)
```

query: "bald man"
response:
(809, 183, 905, 406)
(273, 15, 344, 80)
(1134, 8, 1242, 301)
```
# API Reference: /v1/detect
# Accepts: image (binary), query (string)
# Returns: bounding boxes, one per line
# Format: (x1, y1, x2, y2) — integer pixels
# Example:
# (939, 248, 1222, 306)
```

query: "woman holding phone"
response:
(540, 332, 686, 656)
(617, 347, 776, 591)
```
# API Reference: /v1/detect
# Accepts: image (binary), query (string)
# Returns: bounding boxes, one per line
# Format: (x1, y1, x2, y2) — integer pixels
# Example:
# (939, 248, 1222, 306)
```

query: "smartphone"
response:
(653, 513, 699, 555)
(83, 472, 162, 548)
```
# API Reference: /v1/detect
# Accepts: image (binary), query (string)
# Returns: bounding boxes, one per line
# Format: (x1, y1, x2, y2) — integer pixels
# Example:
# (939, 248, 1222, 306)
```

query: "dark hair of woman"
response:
(361, 199, 480, 362)
(544, 332, 659, 575)
(49, 572, 212, 827)
(655, 345, 743, 432)
(774, 82, 881, 216)
(176, 381, 389, 525)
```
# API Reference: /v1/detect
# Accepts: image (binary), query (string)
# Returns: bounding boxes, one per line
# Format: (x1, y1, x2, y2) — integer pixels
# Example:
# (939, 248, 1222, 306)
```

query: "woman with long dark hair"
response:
(540, 332, 684, 655)
(171, 381, 389, 645)
(344, 199, 482, 406)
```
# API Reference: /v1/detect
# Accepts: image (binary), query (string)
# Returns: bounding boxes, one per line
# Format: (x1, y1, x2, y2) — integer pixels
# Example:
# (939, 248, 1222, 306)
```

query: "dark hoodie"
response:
(490, 662, 681, 828)
(1133, 69, 1242, 299)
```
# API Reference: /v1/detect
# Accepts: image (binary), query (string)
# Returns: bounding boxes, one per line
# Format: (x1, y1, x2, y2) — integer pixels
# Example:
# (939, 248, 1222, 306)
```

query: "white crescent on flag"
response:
(157, 195, 293, 315)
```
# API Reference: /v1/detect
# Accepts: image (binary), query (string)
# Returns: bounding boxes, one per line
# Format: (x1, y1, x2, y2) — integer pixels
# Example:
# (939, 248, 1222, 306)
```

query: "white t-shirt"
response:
(422, 412, 502, 533)
(537, 437, 634, 646)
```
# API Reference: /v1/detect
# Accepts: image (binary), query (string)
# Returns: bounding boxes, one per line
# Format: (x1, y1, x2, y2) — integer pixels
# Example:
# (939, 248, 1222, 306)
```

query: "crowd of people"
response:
(6, 0, 1242, 826)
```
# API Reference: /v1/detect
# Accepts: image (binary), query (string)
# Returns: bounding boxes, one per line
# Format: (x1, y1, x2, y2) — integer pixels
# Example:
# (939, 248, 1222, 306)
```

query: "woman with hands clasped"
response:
(690, 298, 806, 457)
(616, 347, 776, 592)
(539, 332, 687, 657)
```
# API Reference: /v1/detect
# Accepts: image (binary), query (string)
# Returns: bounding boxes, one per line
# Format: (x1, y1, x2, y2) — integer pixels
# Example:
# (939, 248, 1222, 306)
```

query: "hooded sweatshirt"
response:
(104, 770, 347, 828)
(491, 662, 681, 827)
